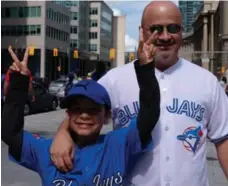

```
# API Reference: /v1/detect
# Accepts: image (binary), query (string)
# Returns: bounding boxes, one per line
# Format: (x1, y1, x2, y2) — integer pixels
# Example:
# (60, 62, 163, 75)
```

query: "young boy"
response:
(2, 47, 160, 185)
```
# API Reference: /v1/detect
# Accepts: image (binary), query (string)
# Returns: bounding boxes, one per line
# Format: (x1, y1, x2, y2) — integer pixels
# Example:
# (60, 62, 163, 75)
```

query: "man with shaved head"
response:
(50, 1, 228, 185)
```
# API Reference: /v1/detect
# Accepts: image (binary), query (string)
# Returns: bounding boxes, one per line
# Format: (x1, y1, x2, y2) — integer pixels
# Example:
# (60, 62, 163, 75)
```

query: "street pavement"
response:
(1, 109, 227, 186)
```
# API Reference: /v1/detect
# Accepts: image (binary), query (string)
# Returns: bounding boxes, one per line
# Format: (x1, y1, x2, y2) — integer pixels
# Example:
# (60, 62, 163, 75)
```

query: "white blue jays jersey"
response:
(98, 58, 228, 186)
(9, 119, 152, 186)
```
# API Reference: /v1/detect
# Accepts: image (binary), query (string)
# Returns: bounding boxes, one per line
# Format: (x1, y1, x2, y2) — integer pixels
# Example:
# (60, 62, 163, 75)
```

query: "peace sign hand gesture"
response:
(8, 47, 30, 76)
(137, 27, 158, 65)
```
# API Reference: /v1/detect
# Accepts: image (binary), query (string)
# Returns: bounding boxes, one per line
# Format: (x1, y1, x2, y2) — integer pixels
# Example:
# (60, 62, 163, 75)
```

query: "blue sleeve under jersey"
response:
(105, 118, 153, 162)
(9, 131, 51, 173)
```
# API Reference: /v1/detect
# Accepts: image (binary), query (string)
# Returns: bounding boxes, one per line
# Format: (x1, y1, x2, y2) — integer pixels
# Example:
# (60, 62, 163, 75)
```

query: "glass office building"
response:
(179, 1, 203, 32)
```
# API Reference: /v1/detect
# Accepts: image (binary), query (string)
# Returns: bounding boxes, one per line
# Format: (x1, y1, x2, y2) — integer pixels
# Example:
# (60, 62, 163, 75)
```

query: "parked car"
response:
(24, 82, 59, 115)
(49, 77, 78, 99)
(33, 77, 50, 89)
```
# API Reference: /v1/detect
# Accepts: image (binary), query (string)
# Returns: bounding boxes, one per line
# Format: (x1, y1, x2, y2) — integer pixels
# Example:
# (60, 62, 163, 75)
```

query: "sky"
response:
(105, 0, 179, 51)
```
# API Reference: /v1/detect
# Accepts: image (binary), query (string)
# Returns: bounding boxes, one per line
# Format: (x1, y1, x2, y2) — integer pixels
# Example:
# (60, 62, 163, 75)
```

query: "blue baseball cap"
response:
(61, 80, 111, 110)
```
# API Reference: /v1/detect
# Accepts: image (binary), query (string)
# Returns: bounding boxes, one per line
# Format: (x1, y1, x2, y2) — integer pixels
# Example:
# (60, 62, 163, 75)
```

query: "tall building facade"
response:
(1, 1, 70, 80)
(54, 1, 89, 51)
(89, 1, 113, 62)
(179, 1, 203, 32)
(53, 1, 113, 74)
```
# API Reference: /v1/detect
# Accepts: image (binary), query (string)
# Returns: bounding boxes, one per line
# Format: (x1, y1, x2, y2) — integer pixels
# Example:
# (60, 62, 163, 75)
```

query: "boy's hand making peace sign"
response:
(8, 47, 30, 76)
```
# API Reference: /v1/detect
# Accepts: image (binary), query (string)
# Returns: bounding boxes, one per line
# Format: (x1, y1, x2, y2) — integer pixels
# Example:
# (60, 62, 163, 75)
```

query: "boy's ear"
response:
(104, 110, 111, 125)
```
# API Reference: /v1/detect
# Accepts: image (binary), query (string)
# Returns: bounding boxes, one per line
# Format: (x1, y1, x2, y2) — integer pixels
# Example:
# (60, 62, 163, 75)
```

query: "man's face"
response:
(67, 96, 109, 137)
(143, 6, 182, 66)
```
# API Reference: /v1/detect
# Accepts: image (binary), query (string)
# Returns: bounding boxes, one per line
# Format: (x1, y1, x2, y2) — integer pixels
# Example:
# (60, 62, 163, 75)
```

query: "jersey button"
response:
(166, 156, 170, 161)
(162, 88, 167, 92)
(161, 74, 164, 79)
(165, 126, 169, 131)
(166, 183, 170, 186)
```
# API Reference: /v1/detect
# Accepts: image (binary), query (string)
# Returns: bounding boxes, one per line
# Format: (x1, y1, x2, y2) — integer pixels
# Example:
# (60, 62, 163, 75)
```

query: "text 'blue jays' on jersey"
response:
(9, 119, 152, 186)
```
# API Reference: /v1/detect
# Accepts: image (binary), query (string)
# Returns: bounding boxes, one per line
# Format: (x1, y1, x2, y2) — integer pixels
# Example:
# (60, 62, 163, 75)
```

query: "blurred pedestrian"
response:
(91, 62, 107, 81)
(64, 72, 75, 96)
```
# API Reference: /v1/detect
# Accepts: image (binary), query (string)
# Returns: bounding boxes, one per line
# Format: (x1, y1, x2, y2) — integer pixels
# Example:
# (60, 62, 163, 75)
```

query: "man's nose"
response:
(159, 28, 171, 41)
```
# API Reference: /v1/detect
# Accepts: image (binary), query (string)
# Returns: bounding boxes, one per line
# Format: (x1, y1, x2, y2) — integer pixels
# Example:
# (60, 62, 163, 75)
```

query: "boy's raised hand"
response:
(8, 47, 30, 76)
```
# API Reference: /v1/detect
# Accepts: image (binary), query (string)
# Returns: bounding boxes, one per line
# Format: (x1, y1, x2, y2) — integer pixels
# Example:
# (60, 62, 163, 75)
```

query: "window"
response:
(90, 20, 98, 27)
(47, 8, 68, 24)
(71, 12, 78, 20)
(30, 25, 37, 35)
(89, 44, 97, 52)
(101, 21, 112, 32)
(2, 6, 41, 18)
(36, 25, 41, 34)
(72, 1, 78, 6)
(5, 8, 10, 18)
(70, 26, 77, 34)
(37, 7, 41, 17)
(102, 11, 112, 22)
(11, 7, 18, 17)
(31, 7, 37, 17)
(2, 25, 41, 36)
(70, 39, 78, 48)
(46, 26, 68, 42)
(89, 8, 98, 15)
(19, 7, 24, 17)
(89, 32, 97, 39)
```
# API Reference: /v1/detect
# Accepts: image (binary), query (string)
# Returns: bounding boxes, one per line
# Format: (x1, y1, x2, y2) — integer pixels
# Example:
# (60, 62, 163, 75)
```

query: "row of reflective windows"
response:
(47, 8, 69, 25)
(2, 25, 41, 36)
(53, 0, 79, 8)
(46, 26, 69, 42)
(2, 6, 41, 18)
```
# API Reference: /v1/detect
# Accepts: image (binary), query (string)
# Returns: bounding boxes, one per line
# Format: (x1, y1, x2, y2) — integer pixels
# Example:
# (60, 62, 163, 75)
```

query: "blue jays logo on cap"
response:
(61, 80, 111, 109)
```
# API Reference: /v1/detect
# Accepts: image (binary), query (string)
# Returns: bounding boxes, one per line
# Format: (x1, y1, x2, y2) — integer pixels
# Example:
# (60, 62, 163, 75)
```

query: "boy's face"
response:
(67, 96, 110, 137)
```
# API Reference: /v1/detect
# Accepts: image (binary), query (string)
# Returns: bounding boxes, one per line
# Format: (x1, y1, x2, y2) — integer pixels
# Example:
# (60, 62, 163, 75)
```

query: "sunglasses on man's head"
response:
(149, 24, 182, 34)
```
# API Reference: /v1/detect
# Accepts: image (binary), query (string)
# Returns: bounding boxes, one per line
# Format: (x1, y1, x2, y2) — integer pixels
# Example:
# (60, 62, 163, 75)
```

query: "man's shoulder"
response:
(107, 62, 135, 77)
(180, 58, 216, 79)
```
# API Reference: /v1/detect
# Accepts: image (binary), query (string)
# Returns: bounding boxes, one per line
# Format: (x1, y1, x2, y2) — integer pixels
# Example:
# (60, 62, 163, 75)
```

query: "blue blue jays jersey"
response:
(9, 119, 152, 186)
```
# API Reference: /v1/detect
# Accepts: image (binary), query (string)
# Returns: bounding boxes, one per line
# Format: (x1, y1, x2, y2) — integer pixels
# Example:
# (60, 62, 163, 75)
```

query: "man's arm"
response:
(216, 139, 228, 179)
(50, 117, 75, 172)
(207, 79, 228, 179)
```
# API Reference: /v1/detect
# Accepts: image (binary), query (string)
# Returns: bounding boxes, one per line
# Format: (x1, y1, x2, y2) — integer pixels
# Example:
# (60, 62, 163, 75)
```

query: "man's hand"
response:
(50, 128, 75, 172)
(137, 27, 157, 65)
(8, 47, 30, 75)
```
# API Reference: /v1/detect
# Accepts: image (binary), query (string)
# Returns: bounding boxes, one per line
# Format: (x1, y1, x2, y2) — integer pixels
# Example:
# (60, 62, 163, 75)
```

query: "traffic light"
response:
(109, 48, 115, 60)
(73, 50, 79, 59)
(53, 48, 58, 57)
(221, 66, 226, 74)
(29, 46, 35, 56)
(129, 52, 135, 61)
